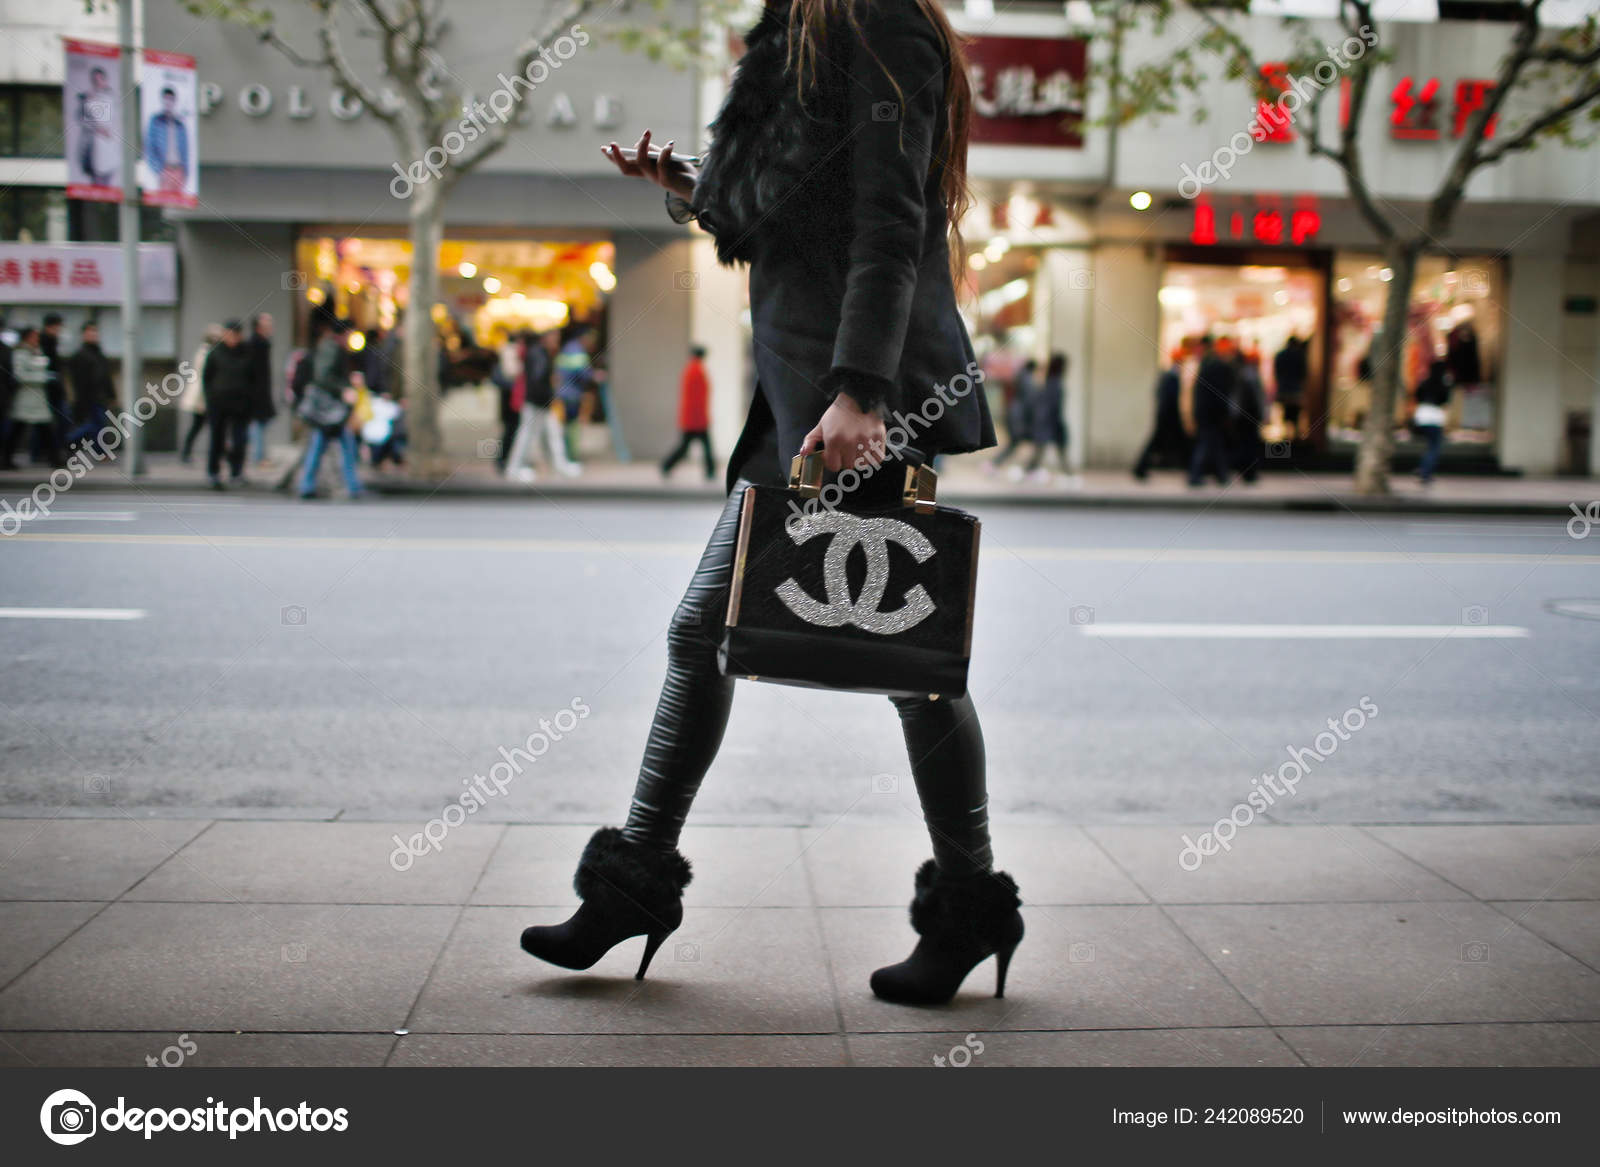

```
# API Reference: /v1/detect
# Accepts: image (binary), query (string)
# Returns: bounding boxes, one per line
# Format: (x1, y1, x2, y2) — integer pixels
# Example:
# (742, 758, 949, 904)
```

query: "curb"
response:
(1, 472, 1588, 516)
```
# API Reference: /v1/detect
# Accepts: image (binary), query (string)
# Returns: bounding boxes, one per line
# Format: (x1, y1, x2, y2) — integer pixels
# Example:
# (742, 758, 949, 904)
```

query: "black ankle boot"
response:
(870, 860, 1023, 1006)
(520, 827, 692, 980)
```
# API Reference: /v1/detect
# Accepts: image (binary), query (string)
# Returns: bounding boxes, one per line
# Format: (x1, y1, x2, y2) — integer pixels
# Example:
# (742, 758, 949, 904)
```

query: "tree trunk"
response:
(1353, 242, 1421, 496)
(404, 189, 447, 479)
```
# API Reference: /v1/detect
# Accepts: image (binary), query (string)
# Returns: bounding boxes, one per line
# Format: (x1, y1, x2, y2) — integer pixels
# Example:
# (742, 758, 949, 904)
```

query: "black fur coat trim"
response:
(573, 827, 693, 911)
(907, 859, 1022, 946)
(690, 4, 848, 267)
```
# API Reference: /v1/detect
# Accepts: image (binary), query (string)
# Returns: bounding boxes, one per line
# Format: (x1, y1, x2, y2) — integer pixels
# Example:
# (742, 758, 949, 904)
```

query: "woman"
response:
(1412, 358, 1452, 485)
(521, 0, 1020, 1006)
(5, 327, 63, 468)
(1023, 351, 1069, 479)
(179, 324, 220, 464)
(296, 320, 363, 500)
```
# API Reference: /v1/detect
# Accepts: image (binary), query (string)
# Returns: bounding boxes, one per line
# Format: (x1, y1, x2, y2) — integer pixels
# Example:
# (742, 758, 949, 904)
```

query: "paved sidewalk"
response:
(1, 816, 1596, 1067)
(3, 450, 1596, 514)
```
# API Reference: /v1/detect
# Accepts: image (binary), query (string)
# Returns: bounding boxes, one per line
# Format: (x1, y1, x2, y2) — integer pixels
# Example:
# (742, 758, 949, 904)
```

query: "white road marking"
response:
(0, 607, 146, 621)
(13, 511, 136, 522)
(1080, 622, 1530, 639)
(5, 532, 1600, 565)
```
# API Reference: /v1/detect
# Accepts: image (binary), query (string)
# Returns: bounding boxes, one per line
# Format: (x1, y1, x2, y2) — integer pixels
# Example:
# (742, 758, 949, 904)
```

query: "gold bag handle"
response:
(787, 450, 938, 514)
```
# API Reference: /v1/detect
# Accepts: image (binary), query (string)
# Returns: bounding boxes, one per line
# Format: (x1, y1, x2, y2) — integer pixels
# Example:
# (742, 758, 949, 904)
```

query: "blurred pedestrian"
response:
(1188, 334, 1235, 487)
(1133, 344, 1191, 479)
(1023, 352, 1068, 481)
(986, 357, 1036, 474)
(1412, 358, 1453, 485)
(492, 328, 520, 469)
(1273, 335, 1308, 439)
(65, 322, 117, 456)
(1230, 345, 1267, 484)
(660, 344, 715, 480)
(553, 325, 601, 475)
(505, 330, 569, 481)
(0, 314, 14, 468)
(38, 312, 70, 461)
(202, 319, 254, 489)
(297, 319, 363, 500)
(247, 312, 277, 469)
(179, 323, 220, 463)
(5, 326, 64, 468)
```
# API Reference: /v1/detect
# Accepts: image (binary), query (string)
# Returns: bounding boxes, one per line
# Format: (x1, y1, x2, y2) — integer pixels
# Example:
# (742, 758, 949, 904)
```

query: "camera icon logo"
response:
(1068, 268, 1094, 291)
(1463, 270, 1489, 296)
(1460, 941, 1490, 963)
(476, 438, 501, 460)
(1068, 941, 1096, 964)
(1266, 440, 1292, 459)
(674, 942, 700, 963)
(1461, 605, 1489, 626)
(87, 100, 111, 121)
(871, 101, 899, 121)
(83, 774, 111, 796)
(673, 271, 699, 290)
(282, 271, 308, 292)
(40, 1088, 97, 1146)
(1068, 605, 1095, 626)
(281, 605, 307, 628)
(282, 942, 308, 964)
(871, 773, 899, 794)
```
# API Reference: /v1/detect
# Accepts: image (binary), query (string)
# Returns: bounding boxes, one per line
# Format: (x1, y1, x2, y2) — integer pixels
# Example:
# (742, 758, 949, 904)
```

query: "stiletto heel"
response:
(520, 828, 692, 977)
(636, 930, 669, 980)
(994, 941, 1017, 998)
(871, 861, 1024, 1006)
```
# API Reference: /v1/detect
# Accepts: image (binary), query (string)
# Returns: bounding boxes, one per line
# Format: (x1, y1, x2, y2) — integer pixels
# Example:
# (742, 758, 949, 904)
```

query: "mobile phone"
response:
(614, 146, 701, 167)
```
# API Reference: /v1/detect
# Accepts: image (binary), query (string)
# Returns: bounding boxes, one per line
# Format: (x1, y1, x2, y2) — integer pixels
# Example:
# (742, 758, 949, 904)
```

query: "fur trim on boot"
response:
(907, 859, 1021, 951)
(572, 827, 692, 916)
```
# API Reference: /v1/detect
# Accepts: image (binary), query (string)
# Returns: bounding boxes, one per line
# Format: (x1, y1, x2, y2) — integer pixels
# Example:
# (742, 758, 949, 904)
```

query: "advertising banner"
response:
(63, 39, 124, 202)
(141, 49, 199, 208)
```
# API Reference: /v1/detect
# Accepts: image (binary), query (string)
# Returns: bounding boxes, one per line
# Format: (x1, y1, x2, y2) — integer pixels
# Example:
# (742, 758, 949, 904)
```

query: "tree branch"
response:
(311, 0, 400, 127)
(1474, 74, 1600, 167)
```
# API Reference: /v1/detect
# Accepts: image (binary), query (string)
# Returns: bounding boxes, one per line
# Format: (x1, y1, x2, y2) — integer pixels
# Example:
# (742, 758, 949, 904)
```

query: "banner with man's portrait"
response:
(63, 39, 123, 202)
(140, 49, 199, 209)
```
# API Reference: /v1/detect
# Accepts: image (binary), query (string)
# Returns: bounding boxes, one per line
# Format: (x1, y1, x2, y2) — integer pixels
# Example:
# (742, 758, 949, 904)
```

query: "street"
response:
(4, 493, 1597, 825)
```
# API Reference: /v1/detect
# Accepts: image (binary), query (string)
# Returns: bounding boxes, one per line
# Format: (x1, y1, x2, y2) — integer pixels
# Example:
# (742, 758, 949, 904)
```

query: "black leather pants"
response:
(621, 483, 994, 877)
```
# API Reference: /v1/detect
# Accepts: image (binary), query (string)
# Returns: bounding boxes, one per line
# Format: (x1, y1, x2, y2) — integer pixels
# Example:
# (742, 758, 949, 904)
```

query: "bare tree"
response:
(1095, 0, 1600, 494)
(188, 0, 601, 476)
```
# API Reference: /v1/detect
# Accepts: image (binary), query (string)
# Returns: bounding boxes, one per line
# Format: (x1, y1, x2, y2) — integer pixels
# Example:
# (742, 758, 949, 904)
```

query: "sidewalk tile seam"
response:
(394, 823, 512, 1047)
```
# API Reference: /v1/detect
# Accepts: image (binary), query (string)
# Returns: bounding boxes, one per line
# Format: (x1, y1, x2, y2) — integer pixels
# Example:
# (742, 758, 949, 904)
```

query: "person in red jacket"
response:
(660, 344, 714, 480)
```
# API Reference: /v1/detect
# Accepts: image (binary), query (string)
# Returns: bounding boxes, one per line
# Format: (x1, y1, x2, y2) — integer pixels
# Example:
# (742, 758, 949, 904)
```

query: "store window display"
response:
(1328, 256, 1502, 445)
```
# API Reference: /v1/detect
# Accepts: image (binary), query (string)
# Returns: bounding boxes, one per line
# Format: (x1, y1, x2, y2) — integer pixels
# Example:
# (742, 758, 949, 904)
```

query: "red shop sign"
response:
(1190, 197, 1322, 247)
(964, 35, 1087, 149)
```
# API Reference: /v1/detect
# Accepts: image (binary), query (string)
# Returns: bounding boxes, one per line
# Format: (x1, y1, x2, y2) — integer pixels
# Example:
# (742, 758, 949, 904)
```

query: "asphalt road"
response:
(3, 490, 1598, 826)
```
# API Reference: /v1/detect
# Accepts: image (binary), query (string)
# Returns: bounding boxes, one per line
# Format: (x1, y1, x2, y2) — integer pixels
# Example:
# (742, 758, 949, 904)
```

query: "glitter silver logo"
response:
(776, 512, 936, 634)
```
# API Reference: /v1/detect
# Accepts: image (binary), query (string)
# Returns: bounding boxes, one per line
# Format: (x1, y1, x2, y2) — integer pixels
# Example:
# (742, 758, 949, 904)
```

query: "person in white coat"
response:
(180, 323, 221, 463)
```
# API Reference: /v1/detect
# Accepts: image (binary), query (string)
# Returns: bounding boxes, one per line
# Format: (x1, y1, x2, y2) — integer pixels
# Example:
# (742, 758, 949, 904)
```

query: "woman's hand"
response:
(799, 393, 887, 473)
(601, 129, 697, 200)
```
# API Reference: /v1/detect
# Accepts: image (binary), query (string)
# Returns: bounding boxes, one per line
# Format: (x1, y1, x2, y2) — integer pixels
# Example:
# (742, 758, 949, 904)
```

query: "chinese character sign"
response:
(0, 243, 178, 305)
(964, 36, 1087, 148)
(64, 39, 123, 202)
(140, 49, 199, 208)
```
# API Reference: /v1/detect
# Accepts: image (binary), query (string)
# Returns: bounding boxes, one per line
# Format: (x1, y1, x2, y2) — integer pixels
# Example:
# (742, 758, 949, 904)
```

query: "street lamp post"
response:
(117, 0, 143, 475)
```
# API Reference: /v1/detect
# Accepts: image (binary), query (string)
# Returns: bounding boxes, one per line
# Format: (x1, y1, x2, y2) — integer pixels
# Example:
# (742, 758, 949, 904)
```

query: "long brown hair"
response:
(784, 0, 973, 286)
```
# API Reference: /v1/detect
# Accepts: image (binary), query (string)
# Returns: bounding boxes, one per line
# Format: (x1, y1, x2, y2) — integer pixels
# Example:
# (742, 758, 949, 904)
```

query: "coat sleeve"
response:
(823, 5, 946, 414)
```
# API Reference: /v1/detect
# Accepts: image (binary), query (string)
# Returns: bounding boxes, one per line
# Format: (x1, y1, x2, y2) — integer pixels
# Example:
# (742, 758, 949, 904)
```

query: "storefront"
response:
(147, 0, 701, 461)
(955, 6, 1599, 477)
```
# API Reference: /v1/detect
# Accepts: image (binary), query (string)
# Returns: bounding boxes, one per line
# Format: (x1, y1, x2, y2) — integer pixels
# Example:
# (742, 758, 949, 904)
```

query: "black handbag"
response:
(719, 450, 980, 698)
(297, 384, 350, 429)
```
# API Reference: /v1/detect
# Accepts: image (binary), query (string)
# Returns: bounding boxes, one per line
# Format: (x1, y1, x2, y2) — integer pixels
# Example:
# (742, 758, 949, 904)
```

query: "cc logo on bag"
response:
(776, 512, 936, 634)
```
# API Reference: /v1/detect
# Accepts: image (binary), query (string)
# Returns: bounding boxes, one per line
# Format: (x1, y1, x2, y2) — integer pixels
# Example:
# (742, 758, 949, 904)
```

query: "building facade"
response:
(6, 1, 1595, 472)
